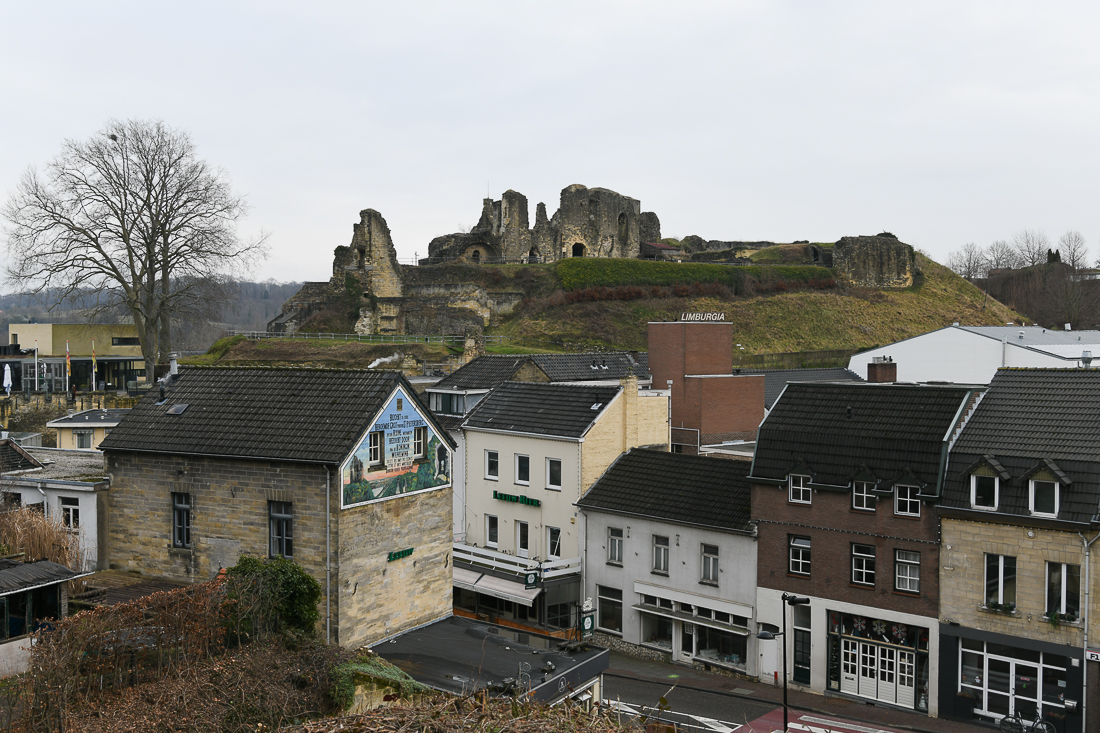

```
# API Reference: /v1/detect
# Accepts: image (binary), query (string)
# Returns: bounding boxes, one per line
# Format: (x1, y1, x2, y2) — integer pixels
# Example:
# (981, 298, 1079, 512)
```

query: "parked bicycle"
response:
(998, 708, 1056, 733)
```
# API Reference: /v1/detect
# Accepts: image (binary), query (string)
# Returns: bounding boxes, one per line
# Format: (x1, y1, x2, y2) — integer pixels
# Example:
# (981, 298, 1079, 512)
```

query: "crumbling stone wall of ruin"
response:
(638, 211, 662, 247)
(833, 235, 915, 288)
(556, 184, 642, 259)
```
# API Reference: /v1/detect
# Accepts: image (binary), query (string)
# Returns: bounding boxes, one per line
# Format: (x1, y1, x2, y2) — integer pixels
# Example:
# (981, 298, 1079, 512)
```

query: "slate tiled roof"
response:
(46, 408, 131, 427)
(577, 448, 752, 532)
(941, 368, 1100, 524)
(0, 440, 41, 474)
(0, 560, 80, 596)
(99, 367, 451, 464)
(461, 382, 621, 438)
(434, 352, 648, 391)
(740, 367, 864, 408)
(751, 382, 975, 493)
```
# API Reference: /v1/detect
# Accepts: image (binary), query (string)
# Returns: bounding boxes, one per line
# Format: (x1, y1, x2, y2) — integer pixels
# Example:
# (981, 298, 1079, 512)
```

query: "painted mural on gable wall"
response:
(341, 389, 450, 508)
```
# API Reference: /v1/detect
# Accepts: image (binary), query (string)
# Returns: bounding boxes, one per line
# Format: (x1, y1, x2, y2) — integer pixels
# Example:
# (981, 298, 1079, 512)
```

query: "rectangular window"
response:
(1047, 562, 1081, 619)
(789, 474, 812, 504)
(485, 450, 498, 479)
(515, 454, 530, 485)
(486, 515, 498, 548)
(894, 485, 920, 517)
(597, 585, 623, 633)
(516, 520, 529, 559)
(368, 431, 383, 465)
(985, 553, 1016, 608)
(895, 550, 920, 593)
(971, 475, 998, 509)
(547, 602, 571, 629)
(1030, 480, 1059, 517)
(789, 535, 811, 575)
(412, 427, 426, 458)
(74, 430, 93, 450)
(852, 481, 876, 511)
(111, 337, 141, 346)
(546, 458, 562, 490)
(652, 535, 669, 574)
(701, 543, 719, 584)
(547, 526, 561, 560)
(608, 527, 623, 564)
(60, 497, 79, 529)
(172, 493, 192, 549)
(269, 501, 293, 558)
(851, 543, 876, 586)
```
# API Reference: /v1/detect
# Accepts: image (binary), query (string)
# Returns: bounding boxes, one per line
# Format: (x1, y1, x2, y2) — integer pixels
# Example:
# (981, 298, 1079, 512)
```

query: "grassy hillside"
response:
(497, 254, 1020, 354)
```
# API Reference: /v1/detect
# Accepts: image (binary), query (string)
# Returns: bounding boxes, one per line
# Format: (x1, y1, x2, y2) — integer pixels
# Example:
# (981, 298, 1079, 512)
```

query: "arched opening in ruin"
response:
(572, 243, 585, 258)
(471, 250, 481, 263)
(617, 212, 628, 243)
(528, 247, 540, 264)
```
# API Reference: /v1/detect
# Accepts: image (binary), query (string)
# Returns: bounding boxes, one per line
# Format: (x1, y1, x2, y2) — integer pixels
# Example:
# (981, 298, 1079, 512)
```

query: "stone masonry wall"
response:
(336, 486, 453, 648)
(833, 235, 915, 289)
(940, 518, 1086, 648)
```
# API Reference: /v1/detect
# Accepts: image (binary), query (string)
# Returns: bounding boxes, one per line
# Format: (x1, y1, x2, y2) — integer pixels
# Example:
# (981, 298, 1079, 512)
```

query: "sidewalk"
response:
(604, 651, 992, 733)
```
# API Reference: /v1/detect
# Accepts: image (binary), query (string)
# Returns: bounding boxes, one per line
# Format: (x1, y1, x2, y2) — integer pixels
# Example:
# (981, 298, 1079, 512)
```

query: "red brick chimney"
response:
(867, 357, 896, 383)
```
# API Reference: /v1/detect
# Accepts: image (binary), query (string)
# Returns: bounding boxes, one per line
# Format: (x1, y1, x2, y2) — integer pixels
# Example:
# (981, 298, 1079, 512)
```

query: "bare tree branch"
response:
(1058, 230, 1089, 272)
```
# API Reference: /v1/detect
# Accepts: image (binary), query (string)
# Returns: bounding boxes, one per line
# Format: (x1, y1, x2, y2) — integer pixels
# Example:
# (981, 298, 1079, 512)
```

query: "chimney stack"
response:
(868, 356, 897, 383)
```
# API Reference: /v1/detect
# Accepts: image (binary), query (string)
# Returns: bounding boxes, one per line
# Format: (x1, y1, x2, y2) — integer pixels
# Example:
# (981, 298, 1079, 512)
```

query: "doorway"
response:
(572, 243, 585, 257)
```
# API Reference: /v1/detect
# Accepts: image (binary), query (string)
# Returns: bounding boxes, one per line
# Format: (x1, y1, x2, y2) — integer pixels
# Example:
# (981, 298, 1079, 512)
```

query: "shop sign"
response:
(680, 312, 726, 322)
(387, 547, 414, 562)
(1087, 649, 1100, 663)
(493, 490, 541, 507)
(580, 611, 595, 639)
(524, 570, 539, 590)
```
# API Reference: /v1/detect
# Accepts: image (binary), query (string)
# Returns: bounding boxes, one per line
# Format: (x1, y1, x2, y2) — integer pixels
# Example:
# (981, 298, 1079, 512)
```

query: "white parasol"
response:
(2, 364, 11, 396)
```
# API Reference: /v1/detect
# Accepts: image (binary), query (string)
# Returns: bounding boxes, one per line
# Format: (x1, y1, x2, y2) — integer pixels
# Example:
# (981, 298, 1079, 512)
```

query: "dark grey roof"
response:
(46, 408, 131, 427)
(751, 382, 976, 493)
(942, 368, 1100, 524)
(433, 352, 648, 391)
(577, 448, 752, 532)
(740, 367, 864, 408)
(531, 352, 649, 382)
(461, 382, 620, 438)
(0, 440, 41, 474)
(100, 367, 454, 464)
(433, 356, 540, 390)
(0, 559, 79, 595)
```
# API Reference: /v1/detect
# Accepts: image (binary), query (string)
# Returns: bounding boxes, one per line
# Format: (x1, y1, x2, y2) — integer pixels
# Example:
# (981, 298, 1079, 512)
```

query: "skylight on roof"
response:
(166, 404, 188, 415)
(590, 403, 603, 410)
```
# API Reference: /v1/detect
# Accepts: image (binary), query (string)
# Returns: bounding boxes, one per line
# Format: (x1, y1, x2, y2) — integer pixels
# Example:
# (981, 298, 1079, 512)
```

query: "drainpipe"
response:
(1078, 529, 1100, 732)
(326, 466, 331, 645)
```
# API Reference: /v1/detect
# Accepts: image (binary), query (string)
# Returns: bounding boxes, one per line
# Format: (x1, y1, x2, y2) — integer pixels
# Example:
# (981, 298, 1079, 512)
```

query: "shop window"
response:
(642, 614, 672, 650)
(597, 586, 622, 633)
(547, 602, 571, 629)
(985, 554, 1017, 609)
(695, 626, 746, 668)
(789, 474, 811, 504)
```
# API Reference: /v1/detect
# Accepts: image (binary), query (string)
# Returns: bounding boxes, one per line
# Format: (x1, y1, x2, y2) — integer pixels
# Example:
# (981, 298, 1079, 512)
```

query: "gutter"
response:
(0, 570, 95, 599)
(1079, 530, 1100, 733)
(936, 389, 975, 498)
(573, 504, 755, 536)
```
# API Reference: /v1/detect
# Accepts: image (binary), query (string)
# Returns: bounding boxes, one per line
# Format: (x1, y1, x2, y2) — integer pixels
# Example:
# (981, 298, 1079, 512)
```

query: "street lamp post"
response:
(757, 593, 810, 733)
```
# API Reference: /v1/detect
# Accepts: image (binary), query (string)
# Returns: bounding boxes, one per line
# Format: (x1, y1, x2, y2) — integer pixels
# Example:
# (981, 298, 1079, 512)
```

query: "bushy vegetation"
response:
(556, 257, 828, 291)
(328, 653, 427, 711)
(226, 555, 323, 641)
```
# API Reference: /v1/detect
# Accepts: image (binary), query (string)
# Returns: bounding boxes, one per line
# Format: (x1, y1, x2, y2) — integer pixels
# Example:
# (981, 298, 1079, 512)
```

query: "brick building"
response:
(937, 368, 1097, 732)
(100, 367, 455, 648)
(749, 381, 984, 718)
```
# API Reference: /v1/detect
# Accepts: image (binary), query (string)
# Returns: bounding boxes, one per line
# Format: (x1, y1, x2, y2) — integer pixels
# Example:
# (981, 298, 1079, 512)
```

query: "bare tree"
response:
(1059, 230, 1089, 272)
(3, 119, 267, 379)
(947, 242, 988, 279)
(1012, 229, 1050, 268)
(985, 239, 1020, 271)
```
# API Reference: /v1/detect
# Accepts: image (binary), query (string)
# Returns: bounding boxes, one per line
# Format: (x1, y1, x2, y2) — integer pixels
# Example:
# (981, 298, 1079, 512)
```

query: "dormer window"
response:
(852, 481, 876, 512)
(971, 475, 998, 510)
(1029, 480, 1059, 517)
(789, 474, 812, 504)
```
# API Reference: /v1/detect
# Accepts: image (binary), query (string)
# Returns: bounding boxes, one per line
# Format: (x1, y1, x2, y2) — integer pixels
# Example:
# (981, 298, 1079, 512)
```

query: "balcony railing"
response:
(452, 542, 581, 580)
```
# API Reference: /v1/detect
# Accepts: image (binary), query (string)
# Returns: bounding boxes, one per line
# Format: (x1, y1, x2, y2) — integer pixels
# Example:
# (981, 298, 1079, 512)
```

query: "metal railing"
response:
(453, 542, 581, 580)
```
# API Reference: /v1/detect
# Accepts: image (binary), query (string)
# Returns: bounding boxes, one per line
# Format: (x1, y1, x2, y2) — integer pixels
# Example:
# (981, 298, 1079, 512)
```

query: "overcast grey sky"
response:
(3, 2, 1098, 282)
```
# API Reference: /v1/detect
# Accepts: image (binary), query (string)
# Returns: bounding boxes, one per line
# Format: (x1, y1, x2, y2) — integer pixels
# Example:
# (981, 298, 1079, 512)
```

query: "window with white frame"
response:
(485, 450, 498, 479)
(985, 553, 1016, 608)
(74, 430, 93, 450)
(789, 474, 811, 504)
(412, 427, 426, 458)
(608, 527, 623, 564)
(546, 458, 562, 490)
(652, 535, 669, 574)
(894, 485, 920, 517)
(368, 431, 383, 465)
(701, 544, 719, 584)
(486, 515, 498, 548)
(852, 481, 876, 511)
(789, 535, 811, 575)
(971, 474, 998, 509)
(1030, 480, 1059, 517)
(515, 454, 530, 485)
(547, 526, 562, 559)
(851, 543, 875, 586)
(895, 550, 920, 593)
(60, 497, 79, 529)
(1047, 562, 1080, 620)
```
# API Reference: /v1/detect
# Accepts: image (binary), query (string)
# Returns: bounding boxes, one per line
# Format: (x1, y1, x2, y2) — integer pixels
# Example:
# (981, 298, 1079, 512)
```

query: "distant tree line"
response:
(946, 229, 1090, 280)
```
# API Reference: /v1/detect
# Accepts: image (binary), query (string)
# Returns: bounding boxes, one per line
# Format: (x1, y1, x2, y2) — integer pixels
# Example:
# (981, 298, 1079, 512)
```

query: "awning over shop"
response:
(452, 567, 542, 607)
(631, 603, 749, 636)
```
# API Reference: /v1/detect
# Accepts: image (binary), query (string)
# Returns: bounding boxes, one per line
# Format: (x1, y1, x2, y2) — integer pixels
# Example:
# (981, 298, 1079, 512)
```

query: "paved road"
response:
(603, 673, 777, 731)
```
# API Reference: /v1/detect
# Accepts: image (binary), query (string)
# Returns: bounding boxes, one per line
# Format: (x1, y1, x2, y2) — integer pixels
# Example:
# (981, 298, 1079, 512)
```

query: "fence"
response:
(229, 331, 542, 348)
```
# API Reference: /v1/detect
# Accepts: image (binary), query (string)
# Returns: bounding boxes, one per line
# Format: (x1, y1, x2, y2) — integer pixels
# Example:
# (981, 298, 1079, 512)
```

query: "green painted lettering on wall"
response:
(492, 490, 541, 508)
(387, 547, 414, 562)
